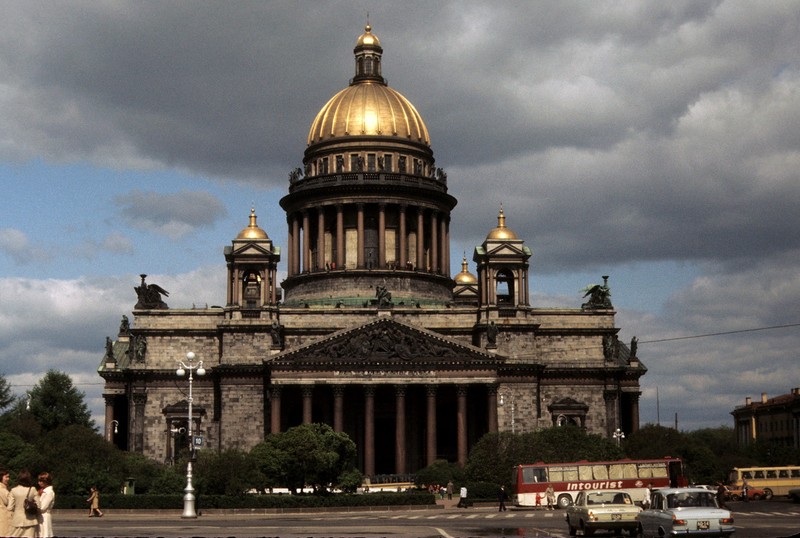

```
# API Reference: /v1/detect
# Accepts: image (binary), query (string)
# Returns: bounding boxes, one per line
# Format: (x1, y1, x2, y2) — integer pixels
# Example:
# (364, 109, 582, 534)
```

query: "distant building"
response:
(731, 388, 800, 448)
(99, 25, 645, 478)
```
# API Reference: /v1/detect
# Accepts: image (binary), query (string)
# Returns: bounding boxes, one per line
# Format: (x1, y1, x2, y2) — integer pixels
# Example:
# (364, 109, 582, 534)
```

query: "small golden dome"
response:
(454, 255, 477, 285)
(486, 206, 518, 240)
(356, 24, 381, 48)
(236, 208, 269, 240)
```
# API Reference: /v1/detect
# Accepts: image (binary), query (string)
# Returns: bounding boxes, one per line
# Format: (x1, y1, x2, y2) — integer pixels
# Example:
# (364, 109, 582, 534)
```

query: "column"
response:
(631, 392, 641, 433)
(333, 386, 344, 432)
(426, 385, 437, 466)
(104, 395, 115, 442)
(416, 209, 425, 271)
(357, 204, 365, 269)
(302, 211, 311, 272)
(270, 386, 282, 434)
(292, 215, 300, 276)
(317, 208, 326, 271)
(302, 386, 313, 424)
(287, 216, 295, 277)
(440, 216, 448, 277)
(336, 204, 344, 269)
(395, 385, 407, 475)
(487, 385, 498, 433)
(399, 204, 407, 268)
(430, 212, 438, 273)
(378, 203, 386, 268)
(457, 385, 468, 466)
(364, 386, 375, 477)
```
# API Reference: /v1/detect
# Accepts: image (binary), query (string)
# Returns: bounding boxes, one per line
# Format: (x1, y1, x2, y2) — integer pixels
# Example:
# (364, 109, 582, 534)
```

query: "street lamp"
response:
(176, 351, 205, 519)
(613, 428, 625, 446)
(499, 391, 516, 434)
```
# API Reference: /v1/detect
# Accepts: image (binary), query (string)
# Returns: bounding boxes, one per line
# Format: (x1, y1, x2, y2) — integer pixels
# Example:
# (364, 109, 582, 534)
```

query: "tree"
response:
(250, 423, 359, 494)
(195, 449, 262, 495)
(624, 424, 685, 460)
(415, 459, 464, 489)
(0, 373, 14, 411)
(27, 370, 94, 433)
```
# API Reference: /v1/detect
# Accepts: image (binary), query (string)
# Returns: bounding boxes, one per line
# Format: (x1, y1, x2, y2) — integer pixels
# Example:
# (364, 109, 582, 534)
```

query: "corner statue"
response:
(581, 275, 613, 309)
(135, 274, 169, 310)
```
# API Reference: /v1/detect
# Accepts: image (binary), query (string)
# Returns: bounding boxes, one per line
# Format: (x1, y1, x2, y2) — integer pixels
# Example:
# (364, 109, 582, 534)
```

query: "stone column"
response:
(104, 394, 115, 442)
(395, 385, 407, 475)
(357, 204, 365, 269)
(336, 204, 344, 269)
(399, 204, 407, 268)
(378, 203, 386, 268)
(131, 392, 147, 453)
(317, 208, 326, 271)
(364, 386, 375, 477)
(457, 385, 468, 466)
(430, 211, 439, 273)
(333, 385, 344, 432)
(487, 385, 498, 433)
(416, 209, 425, 271)
(302, 386, 313, 424)
(426, 385, 437, 466)
(441, 216, 449, 278)
(291, 214, 300, 276)
(302, 211, 311, 272)
(630, 392, 641, 433)
(287, 215, 294, 277)
(270, 386, 281, 434)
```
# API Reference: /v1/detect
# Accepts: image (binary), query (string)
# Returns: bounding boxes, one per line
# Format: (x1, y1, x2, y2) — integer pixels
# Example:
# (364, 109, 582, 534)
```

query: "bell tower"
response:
(224, 208, 281, 311)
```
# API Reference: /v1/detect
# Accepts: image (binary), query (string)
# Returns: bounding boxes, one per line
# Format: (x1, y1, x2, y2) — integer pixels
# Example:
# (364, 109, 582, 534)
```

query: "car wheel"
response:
(730, 494, 740, 501)
(763, 488, 773, 500)
(567, 521, 577, 536)
(580, 521, 595, 536)
(557, 494, 572, 508)
(751, 493, 761, 501)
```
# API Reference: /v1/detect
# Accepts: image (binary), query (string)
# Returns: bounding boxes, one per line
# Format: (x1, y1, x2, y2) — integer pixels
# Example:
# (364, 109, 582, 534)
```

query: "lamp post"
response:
(613, 427, 625, 446)
(499, 391, 516, 434)
(176, 351, 205, 519)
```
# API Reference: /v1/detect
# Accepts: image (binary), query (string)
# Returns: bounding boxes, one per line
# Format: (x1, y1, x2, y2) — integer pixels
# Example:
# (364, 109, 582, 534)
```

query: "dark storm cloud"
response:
(115, 190, 227, 239)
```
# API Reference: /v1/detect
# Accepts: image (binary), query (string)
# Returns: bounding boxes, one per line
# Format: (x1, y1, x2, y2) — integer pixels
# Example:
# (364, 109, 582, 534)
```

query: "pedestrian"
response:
(545, 484, 555, 510)
(742, 478, 749, 503)
(643, 482, 653, 509)
(716, 482, 728, 509)
(498, 485, 508, 511)
(37, 472, 55, 538)
(86, 486, 103, 517)
(457, 485, 468, 508)
(7, 469, 40, 537)
(446, 480, 453, 500)
(0, 467, 11, 536)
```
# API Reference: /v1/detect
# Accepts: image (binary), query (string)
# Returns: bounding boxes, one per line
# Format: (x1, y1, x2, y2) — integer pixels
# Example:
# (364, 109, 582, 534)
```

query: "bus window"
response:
(562, 466, 579, 481)
(592, 465, 609, 480)
(754, 471, 764, 479)
(742, 471, 752, 479)
(621, 463, 637, 478)
(766, 470, 777, 479)
(522, 467, 547, 484)
(608, 464, 624, 479)
(579, 466, 593, 481)
(792, 470, 800, 478)
(548, 467, 563, 482)
(779, 470, 789, 478)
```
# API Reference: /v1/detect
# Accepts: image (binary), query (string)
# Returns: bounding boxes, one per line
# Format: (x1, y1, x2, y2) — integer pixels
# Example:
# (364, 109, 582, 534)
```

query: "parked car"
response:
(726, 485, 769, 501)
(637, 487, 735, 538)
(788, 488, 800, 503)
(564, 489, 641, 536)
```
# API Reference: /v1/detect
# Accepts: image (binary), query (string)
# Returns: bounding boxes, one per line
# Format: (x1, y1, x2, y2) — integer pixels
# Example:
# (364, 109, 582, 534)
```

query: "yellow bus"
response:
(728, 466, 800, 498)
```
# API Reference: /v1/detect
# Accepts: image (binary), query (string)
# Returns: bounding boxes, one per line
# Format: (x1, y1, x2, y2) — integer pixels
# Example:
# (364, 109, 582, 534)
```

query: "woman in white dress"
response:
(0, 468, 12, 536)
(37, 473, 55, 538)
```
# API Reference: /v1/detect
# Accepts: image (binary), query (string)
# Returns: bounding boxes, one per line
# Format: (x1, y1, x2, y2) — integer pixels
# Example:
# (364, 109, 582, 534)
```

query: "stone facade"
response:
(99, 25, 644, 477)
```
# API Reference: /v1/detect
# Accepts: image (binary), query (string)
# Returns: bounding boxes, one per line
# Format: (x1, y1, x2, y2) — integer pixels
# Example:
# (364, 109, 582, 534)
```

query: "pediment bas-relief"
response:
(275, 319, 496, 367)
(230, 244, 273, 257)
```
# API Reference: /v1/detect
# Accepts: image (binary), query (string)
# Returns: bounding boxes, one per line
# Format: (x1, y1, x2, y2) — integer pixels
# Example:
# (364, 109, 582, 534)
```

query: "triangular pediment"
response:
(230, 243, 274, 257)
(270, 318, 500, 368)
(485, 243, 528, 257)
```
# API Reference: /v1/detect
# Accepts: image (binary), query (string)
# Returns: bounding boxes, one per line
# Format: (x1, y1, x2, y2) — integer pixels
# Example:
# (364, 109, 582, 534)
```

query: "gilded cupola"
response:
(236, 208, 269, 240)
(486, 206, 518, 240)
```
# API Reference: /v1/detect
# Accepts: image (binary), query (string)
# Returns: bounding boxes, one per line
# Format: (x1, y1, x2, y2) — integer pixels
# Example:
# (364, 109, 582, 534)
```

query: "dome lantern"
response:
(236, 207, 269, 240)
(486, 205, 518, 240)
(353, 24, 384, 83)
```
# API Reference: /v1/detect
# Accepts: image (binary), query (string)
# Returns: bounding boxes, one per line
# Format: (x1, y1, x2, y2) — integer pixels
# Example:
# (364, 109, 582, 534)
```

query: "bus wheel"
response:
(763, 488, 773, 500)
(557, 494, 572, 508)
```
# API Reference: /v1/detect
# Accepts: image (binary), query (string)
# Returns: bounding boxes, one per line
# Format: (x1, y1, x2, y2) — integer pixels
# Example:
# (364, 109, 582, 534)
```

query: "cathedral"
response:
(99, 25, 644, 478)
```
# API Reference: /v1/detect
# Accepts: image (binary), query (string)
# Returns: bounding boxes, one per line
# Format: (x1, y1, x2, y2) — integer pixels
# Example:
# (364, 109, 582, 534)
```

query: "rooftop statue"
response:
(135, 274, 169, 310)
(581, 275, 612, 309)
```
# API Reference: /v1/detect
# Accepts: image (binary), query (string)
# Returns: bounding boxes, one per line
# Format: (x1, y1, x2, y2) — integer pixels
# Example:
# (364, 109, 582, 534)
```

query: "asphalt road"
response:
(48, 498, 800, 538)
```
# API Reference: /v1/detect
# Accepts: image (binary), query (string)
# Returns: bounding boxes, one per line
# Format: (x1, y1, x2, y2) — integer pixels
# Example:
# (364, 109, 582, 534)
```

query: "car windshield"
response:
(586, 492, 632, 505)
(666, 492, 718, 508)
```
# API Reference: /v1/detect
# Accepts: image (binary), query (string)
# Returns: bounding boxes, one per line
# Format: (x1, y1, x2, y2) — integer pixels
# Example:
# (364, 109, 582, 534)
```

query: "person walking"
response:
(742, 478, 749, 503)
(37, 473, 55, 538)
(716, 482, 728, 509)
(7, 469, 40, 537)
(446, 480, 454, 501)
(498, 485, 508, 511)
(0, 468, 11, 536)
(457, 485, 468, 508)
(545, 484, 556, 510)
(86, 486, 103, 517)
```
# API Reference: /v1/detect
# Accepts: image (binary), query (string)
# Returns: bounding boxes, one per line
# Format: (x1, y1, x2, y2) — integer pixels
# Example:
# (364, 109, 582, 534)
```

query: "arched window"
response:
(495, 268, 514, 304)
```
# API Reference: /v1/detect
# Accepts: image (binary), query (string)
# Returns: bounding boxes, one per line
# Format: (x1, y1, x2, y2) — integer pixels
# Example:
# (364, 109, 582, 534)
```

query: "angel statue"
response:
(581, 275, 612, 309)
(135, 274, 169, 309)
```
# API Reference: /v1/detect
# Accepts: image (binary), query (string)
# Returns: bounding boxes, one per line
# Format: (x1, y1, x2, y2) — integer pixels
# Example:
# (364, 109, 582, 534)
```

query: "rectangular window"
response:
(367, 153, 376, 171)
(383, 154, 392, 171)
(335, 155, 344, 172)
(319, 157, 328, 174)
(398, 156, 406, 172)
(350, 154, 359, 172)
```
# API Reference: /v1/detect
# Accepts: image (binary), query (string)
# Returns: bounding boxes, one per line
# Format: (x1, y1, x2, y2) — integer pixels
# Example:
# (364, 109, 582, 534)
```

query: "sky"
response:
(1, 1, 799, 433)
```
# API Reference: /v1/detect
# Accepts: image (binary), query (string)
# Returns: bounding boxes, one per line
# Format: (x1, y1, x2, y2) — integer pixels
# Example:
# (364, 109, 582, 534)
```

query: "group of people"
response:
(0, 468, 55, 537)
(0, 467, 104, 537)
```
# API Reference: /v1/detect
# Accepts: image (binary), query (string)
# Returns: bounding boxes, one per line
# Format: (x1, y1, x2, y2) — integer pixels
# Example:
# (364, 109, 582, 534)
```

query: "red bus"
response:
(512, 457, 686, 508)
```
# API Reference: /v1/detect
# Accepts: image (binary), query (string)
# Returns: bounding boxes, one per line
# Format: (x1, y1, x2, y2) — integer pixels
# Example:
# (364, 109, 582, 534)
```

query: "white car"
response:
(564, 490, 641, 536)
(637, 487, 735, 537)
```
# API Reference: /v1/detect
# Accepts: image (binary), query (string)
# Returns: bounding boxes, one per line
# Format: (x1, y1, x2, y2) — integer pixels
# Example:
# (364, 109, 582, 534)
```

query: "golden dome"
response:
(454, 255, 477, 285)
(486, 206, 518, 240)
(308, 84, 430, 145)
(356, 24, 381, 48)
(236, 208, 269, 240)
